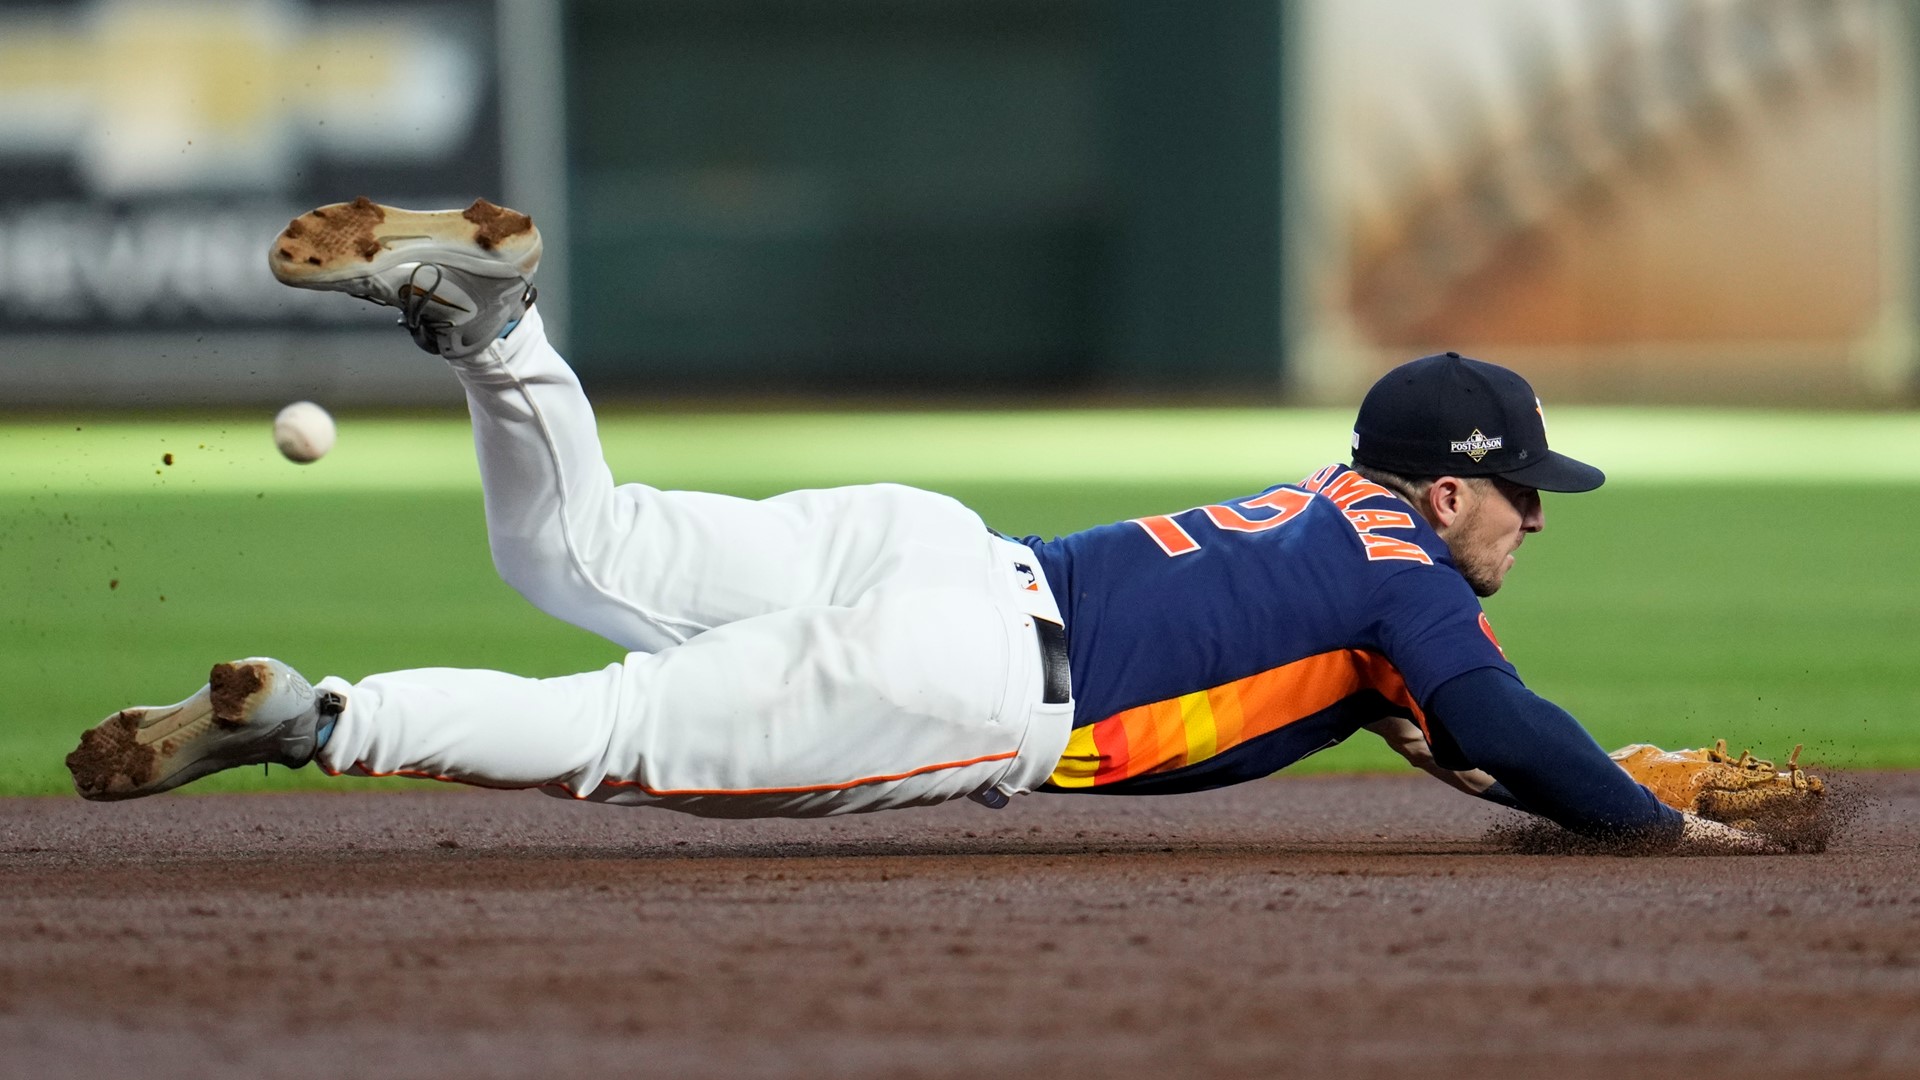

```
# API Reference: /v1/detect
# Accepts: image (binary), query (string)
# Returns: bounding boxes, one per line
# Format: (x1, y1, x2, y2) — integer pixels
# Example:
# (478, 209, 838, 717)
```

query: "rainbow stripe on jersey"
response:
(1021, 464, 1511, 796)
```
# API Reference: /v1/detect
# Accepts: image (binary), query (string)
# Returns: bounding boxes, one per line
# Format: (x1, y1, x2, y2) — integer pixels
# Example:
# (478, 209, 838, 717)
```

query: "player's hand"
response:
(1365, 716, 1501, 796)
(1676, 812, 1782, 855)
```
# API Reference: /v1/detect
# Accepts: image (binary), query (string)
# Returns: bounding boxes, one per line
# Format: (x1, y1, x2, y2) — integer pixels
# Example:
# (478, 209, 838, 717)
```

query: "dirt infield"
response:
(4, 773, 1919, 1080)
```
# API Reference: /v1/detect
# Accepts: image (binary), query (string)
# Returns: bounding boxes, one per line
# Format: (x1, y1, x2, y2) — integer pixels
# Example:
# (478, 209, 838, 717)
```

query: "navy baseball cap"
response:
(1351, 351, 1605, 493)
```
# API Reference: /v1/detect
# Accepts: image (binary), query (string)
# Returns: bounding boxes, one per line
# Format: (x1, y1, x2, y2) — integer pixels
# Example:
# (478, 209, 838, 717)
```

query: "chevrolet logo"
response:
(0, 0, 483, 195)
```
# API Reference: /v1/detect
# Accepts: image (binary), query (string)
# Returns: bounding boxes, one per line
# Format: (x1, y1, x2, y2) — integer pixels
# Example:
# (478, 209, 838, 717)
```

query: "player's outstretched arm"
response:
(1405, 676, 1774, 853)
(1423, 667, 1686, 844)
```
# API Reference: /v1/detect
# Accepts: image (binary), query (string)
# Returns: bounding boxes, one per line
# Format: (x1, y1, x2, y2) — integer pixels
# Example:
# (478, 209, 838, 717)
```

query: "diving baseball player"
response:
(64, 198, 1767, 851)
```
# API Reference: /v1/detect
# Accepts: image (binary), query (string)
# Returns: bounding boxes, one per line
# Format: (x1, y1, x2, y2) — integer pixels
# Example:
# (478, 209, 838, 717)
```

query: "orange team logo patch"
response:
(1478, 612, 1506, 658)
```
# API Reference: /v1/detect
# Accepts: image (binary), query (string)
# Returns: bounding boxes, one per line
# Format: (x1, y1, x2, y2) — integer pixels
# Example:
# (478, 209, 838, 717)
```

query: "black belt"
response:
(990, 526, 1070, 704)
(1033, 617, 1071, 704)
(968, 615, 1071, 811)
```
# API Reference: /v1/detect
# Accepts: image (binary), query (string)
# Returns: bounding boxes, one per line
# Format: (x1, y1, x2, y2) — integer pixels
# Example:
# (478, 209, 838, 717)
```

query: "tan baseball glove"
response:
(1610, 740, 1829, 851)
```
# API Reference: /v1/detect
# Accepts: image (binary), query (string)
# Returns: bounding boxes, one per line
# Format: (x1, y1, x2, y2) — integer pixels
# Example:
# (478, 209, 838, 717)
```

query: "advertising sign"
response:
(0, 0, 509, 403)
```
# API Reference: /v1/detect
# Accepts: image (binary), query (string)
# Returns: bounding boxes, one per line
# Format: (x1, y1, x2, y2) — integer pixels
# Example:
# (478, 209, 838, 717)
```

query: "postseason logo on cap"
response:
(1450, 429, 1503, 463)
(1354, 352, 1604, 492)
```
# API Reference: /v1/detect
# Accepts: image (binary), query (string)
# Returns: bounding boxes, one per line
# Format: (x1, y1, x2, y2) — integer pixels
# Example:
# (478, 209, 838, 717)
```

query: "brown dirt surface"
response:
(4, 773, 1919, 1080)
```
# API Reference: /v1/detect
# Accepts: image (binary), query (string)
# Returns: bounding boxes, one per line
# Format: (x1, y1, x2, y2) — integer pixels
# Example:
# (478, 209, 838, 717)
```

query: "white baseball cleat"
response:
(66, 658, 343, 801)
(269, 196, 541, 358)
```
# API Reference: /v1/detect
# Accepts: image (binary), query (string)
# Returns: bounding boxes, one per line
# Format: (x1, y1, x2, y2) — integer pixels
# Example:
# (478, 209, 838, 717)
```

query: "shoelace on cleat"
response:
(396, 266, 534, 355)
(400, 264, 445, 330)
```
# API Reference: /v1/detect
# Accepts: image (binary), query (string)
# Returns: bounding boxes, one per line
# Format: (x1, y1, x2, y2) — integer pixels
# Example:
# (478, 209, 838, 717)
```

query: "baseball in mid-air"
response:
(273, 401, 336, 463)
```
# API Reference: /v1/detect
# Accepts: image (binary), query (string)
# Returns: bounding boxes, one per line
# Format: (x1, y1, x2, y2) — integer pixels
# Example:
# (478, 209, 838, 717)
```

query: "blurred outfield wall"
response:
(0, 0, 1911, 405)
(1292, 0, 1919, 406)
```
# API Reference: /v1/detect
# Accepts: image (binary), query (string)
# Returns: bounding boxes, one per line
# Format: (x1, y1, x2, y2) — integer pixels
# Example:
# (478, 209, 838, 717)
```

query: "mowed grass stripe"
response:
(8, 408, 1920, 495)
(4, 471, 1917, 797)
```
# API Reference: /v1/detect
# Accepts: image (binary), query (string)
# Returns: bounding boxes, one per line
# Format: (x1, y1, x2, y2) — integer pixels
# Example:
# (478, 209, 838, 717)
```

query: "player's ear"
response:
(1426, 476, 1469, 529)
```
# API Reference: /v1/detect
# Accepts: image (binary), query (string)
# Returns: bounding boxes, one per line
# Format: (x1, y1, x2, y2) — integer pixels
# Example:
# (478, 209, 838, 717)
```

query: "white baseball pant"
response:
(311, 305, 1075, 817)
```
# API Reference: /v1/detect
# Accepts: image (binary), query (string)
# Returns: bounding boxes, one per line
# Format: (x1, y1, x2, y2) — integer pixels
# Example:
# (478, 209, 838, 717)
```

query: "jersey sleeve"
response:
(1363, 565, 1517, 706)
(1427, 667, 1683, 839)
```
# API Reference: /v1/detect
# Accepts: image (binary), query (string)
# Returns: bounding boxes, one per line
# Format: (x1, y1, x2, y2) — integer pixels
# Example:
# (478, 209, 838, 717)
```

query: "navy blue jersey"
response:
(1025, 464, 1515, 795)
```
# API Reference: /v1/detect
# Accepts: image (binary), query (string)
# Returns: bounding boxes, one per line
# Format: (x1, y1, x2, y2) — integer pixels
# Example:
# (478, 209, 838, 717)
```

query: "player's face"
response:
(1450, 478, 1544, 597)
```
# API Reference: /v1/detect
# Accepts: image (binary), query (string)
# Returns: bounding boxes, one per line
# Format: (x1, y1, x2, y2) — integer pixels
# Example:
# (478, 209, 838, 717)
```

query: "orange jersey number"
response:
(1132, 474, 1432, 565)
(1132, 488, 1315, 556)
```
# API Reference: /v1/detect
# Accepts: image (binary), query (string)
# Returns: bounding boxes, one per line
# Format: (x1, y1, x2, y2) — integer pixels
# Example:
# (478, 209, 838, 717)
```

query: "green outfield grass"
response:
(4, 408, 1918, 797)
